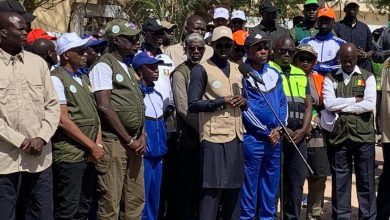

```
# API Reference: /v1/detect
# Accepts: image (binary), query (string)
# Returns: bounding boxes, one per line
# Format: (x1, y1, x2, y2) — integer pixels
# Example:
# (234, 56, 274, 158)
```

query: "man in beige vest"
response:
(188, 26, 246, 220)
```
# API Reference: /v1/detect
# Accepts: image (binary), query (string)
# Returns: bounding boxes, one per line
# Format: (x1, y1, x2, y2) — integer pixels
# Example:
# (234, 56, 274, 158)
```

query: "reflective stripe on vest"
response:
(269, 62, 307, 121)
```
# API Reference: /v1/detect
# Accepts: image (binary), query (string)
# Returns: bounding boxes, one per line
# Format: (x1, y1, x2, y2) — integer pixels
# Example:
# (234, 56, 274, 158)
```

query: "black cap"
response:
(244, 33, 270, 48)
(142, 17, 164, 32)
(260, 1, 279, 13)
(0, 0, 36, 23)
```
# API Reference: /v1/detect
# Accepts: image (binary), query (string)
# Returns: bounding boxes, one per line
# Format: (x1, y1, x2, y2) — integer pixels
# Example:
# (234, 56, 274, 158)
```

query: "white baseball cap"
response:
(56, 32, 92, 55)
(231, 10, 246, 21)
(214, 7, 229, 20)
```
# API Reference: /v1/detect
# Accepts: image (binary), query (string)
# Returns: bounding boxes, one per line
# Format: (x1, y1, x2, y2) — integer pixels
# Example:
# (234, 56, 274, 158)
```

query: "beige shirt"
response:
(381, 57, 390, 143)
(164, 43, 214, 67)
(0, 49, 60, 174)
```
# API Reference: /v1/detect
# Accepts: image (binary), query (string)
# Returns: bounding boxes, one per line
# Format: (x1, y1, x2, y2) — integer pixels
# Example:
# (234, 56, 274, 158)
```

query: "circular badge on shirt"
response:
(116, 74, 124, 82)
(69, 85, 77, 93)
(212, 80, 222, 89)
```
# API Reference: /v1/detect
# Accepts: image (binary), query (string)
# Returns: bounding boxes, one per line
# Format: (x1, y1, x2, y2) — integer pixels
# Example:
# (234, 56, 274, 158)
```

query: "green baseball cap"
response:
(105, 19, 141, 37)
(304, 0, 318, 6)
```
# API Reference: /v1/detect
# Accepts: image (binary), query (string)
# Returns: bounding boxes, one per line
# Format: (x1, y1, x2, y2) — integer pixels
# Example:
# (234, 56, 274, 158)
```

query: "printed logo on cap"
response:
(112, 25, 120, 34)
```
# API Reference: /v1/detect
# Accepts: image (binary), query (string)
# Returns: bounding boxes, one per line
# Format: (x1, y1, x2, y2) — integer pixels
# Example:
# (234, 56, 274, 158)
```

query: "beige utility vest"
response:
(198, 59, 244, 143)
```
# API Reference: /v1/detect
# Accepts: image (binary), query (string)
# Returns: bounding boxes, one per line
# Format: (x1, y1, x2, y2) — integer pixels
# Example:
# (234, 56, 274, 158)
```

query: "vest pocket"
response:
(210, 114, 234, 135)
(356, 115, 373, 134)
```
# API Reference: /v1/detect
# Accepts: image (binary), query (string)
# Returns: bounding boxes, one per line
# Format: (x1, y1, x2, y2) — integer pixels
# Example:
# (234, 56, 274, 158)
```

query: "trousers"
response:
(327, 140, 376, 220)
(240, 135, 280, 220)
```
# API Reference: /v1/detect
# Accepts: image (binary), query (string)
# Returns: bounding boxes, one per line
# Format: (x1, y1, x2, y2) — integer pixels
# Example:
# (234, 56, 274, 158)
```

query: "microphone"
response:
(238, 63, 265, 85)
(232, 83, 241, 96)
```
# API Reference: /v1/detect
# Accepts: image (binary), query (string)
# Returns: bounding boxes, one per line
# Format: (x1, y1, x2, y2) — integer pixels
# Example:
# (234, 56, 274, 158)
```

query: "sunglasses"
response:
(253, 46, 269, 51)
(150, 30, 165, 36)
(215, 43, 232, 49)
(187, 46, 206, 52)
(119, 35, 139, 43)
(68, 47, 87, 56)
(298, 54, 315, 62)
(277, 48, 296, 55)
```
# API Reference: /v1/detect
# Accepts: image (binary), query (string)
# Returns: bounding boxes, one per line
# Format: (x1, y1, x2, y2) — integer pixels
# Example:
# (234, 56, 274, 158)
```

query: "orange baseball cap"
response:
(233, 30, 248, 46)
(27, 29, 57, 45)
(317, 7, 336, 19)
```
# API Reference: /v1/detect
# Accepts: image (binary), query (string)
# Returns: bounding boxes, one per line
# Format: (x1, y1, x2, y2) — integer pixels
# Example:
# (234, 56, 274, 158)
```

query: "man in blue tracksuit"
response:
(132, 52, 167, 220)
(240, 34, 288, 220)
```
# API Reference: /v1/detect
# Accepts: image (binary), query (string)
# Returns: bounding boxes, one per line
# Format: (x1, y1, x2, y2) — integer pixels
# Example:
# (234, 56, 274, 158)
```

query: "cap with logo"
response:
(304, 0, 318, 6)
(132, 52, 164, 69)
(106, 19, 141, 38)
(211, 26, 233, 42)
(344, 1, 359, 7)
(259, 1, 279, 13)
(233, 30, 248, 46)
(294, 44, 318, 58)
(161, 20, 177, 30)
(317, 7, 336, 19)
(143, 17, 164, 32)
(214, 7, 229, 20)
(244, 33, 270, 48)
(27, 29, 57, 45)
(56, 32, 92, 55)
(231, 10, 246, 21)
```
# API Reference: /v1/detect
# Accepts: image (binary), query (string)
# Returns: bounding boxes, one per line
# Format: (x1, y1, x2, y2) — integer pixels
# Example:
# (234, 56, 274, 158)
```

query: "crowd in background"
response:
(0, 0, 390, 219)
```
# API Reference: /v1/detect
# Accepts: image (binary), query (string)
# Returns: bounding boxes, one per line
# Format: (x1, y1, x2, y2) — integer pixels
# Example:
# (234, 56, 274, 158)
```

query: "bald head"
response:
(0, 11, 25, 28)
(0, 11, 27, 53)
(274, 35, 296, 68)
(339, 43, 357, 57)
(274, 35, 295, 50)
(339, 43, 357, 74)
(31, 38, 53, 56)
(186, 14, 206, 37)
(31, 38, 58, 67)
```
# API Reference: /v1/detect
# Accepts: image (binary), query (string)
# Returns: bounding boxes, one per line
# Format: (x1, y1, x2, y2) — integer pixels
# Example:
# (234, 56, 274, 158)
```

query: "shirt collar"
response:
(315, 32, 334, 41)
(139, 81, 155, 94)
(0, 48, 24, 66)
(335, 65, 361, 75)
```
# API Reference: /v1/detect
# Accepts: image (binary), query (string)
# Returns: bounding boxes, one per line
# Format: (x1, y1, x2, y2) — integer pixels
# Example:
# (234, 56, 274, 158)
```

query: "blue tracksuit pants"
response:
(143, 157, 163, 220)
(240, 134, 281, 220)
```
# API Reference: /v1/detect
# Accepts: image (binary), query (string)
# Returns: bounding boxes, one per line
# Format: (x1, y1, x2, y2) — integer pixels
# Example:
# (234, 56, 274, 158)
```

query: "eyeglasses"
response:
(68, 48, 87, 56)
(215, 43, 232, 49)
(277, 48, 296, 55)
(298, 54, 315, 62)
(187, 46, 206, 52)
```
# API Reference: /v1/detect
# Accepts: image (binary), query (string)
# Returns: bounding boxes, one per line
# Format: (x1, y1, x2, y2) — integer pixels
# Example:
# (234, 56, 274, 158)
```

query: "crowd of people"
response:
(0, 0, 390, 219)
